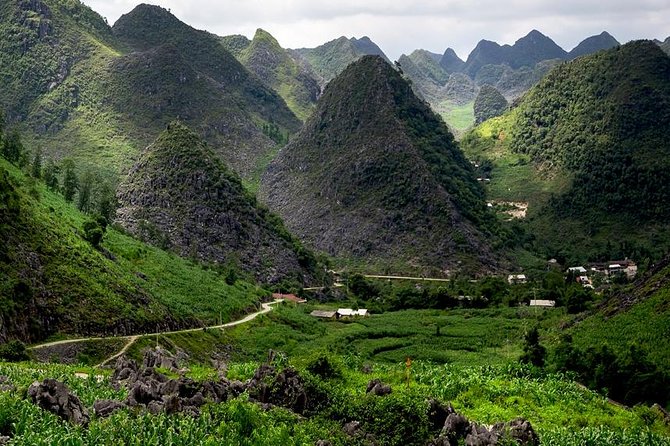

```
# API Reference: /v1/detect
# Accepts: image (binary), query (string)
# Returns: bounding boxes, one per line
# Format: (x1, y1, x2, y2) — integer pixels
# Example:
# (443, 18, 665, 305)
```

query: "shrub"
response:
(0, 340, 29, 362)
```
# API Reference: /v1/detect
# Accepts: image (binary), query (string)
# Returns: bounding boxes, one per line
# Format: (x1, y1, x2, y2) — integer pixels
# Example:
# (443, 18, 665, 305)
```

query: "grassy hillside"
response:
(0, 155, 265, 343)
(0, 0, 301, 186)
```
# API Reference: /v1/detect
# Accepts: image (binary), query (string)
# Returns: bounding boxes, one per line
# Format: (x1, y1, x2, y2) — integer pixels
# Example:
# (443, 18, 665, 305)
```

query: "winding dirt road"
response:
(29, 300, 282, 367)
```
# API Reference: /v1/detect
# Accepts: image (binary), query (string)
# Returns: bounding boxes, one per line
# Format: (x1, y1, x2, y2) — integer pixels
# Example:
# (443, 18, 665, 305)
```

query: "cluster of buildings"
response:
(567, 259, 638, 288)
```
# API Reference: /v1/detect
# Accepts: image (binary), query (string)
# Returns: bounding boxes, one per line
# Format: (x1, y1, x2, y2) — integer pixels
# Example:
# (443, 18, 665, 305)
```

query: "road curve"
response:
(29, 300, 282, 355)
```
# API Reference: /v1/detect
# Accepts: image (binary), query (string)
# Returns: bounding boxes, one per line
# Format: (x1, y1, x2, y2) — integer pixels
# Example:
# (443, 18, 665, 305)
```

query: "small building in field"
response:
(273, 293, 307, 304)
(529, 300, 556, 307)
(508, 274, 527, 285)
(310, 310, 337, 319)
(337, 308, 369, 318)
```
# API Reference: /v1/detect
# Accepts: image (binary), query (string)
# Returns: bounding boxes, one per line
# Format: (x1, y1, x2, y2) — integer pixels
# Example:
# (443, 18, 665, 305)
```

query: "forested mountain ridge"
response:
(220, 28, 321, 121)
(461, 40, 670, 264)
(109, 4, 301, 182)
(116, 121, 323, 286)
(260, 56, 502, 275)
(510, 40, 670, 220)
(293, 35, 390, 84)
(0, 0, 301, 185)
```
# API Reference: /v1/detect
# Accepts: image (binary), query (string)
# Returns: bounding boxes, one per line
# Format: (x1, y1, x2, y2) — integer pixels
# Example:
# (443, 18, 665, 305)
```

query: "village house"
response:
(310, 310, 337, 319)
(272, 293, 307, 304)
(507, 274, 527, 285)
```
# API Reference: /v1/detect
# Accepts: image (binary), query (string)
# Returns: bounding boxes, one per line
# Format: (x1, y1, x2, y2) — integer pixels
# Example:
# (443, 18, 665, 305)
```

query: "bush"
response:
(0, 340, 29, 362)
(306, 352, 342, 379)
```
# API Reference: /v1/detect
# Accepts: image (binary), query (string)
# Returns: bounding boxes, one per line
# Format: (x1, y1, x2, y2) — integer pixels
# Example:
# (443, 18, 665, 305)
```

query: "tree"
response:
(0, 340, 29, 362)
(96, 181, 117, 222)
(31, 148, 42, 179)
(43, 161, 60, 192)
(62, 159, 78, 203)
(520, 326, 546, 368)
(77, 170, 93, 212)
(82, 218, 104, 248)
(1, 130, 26, 166)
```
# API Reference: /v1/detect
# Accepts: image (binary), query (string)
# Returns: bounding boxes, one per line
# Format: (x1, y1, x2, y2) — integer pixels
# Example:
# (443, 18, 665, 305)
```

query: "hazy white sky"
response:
(84, 0, 670, 60)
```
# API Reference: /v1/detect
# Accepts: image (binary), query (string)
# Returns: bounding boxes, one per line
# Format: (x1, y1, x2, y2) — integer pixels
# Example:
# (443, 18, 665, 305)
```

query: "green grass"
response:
(439, 101, 475, 136)
(215, 304, 564, 366)
(0, 157, 264, 342)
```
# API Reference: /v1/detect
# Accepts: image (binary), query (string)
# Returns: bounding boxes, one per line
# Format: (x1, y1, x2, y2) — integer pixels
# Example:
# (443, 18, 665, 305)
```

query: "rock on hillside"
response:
(116, 122, 320, 285)
(439, 48, 465, 74)
(260, 56, 501, 275)
(658, 37, 670, 55)
(474, 85, 508, 124)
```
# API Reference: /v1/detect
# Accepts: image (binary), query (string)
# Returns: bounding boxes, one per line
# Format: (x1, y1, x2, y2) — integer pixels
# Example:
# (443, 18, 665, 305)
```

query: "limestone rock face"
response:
(116, 121, 321, 285)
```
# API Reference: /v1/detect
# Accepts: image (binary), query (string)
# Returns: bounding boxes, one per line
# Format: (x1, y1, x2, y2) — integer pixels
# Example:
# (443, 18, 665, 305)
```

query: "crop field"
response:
(0, 357, 668, 445)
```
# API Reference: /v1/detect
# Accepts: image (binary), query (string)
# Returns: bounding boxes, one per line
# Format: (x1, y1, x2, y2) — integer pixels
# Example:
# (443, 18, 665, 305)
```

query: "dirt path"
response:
(363, 274, 452, 282)
(29, 300, 282, 366)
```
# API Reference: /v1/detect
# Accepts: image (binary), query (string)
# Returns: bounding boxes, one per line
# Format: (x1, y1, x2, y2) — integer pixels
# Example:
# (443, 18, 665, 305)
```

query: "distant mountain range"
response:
(399, 30, 622, 132)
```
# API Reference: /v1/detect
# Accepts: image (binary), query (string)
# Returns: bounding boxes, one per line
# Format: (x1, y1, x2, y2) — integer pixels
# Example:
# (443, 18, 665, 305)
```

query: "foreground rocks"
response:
(428, 399, 539, 446)
(22, 347, 538, 446)
(27, 379, 90, 426)
(0, 375, 14, 392)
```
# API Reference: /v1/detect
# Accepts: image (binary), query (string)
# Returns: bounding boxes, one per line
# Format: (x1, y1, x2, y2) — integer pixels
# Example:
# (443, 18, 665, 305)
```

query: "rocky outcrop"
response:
(429, 406, 539, 446)
(366, 378, 392, 396)
(116, 122, 322, 285)
(93, 400, 127, 418)
(247, 364, 309, 414)
(0, 376, 14, 392)
(27, 379, 90, 426)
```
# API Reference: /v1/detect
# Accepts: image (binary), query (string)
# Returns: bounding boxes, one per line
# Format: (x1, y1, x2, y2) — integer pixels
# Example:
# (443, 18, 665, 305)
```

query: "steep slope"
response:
(260, 56, 500, 275)
(110, 4, 301, 182)
(560, 255, 670, 406)
(439, 48, 465, 73)
(116, 122, 321, 285)
(463, 30, 566, 77)
(658, 37, 670, 55)
(293, 36, 390, 84)
(235, 29, 320, 121)
(0, 156, 264, 344)
(510, 40, 670, 220)
(0, 0, 139, 173)
(474, 85, 508, 124)
(568, 31, 619, 59)
(461, 40, 670, 263)
(406, 50, 450, 85)
(0, 1, 302, 185)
